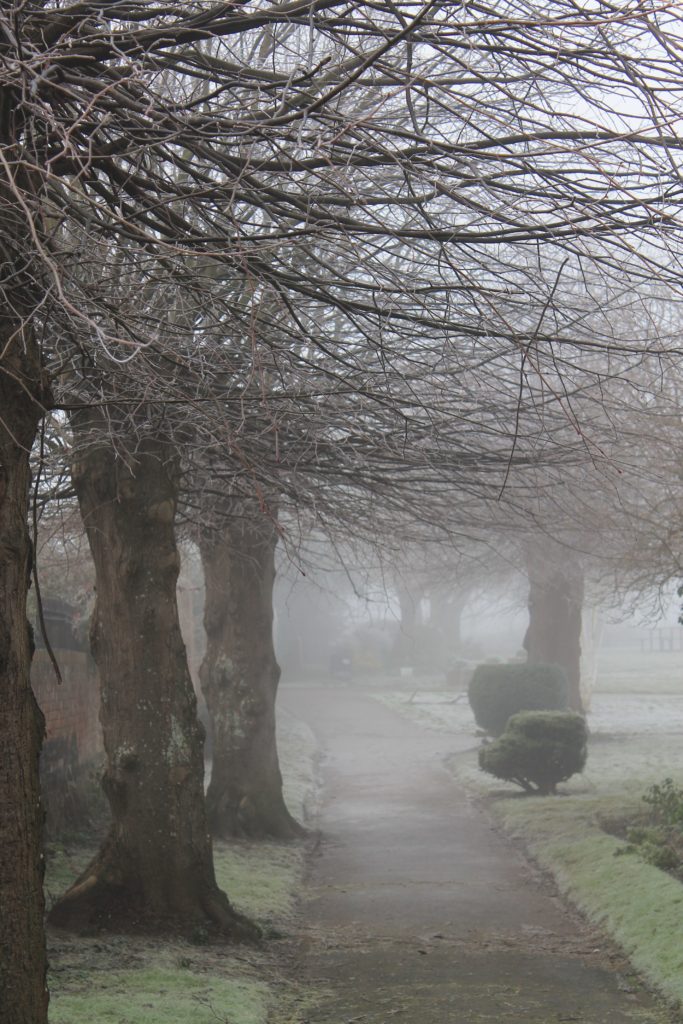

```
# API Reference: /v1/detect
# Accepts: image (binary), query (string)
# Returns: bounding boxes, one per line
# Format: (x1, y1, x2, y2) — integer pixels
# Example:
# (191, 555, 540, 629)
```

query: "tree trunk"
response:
(392, 582, 422, 667)
(429, 586, 468, 651)
(200, 503, 303, 840)
(49, 416, 258, 938)
(429, 586, 469, 680)
(523, 544, 584, 713)
(0, 326, 49, 1023)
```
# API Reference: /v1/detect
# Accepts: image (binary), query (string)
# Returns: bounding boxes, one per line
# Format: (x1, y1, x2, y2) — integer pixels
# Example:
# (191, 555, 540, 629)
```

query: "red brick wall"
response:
(32, 649, 102, 765)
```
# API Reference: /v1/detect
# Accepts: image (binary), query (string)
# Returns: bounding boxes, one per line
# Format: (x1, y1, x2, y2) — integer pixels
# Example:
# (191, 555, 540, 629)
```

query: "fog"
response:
(270, 555, 683, 698)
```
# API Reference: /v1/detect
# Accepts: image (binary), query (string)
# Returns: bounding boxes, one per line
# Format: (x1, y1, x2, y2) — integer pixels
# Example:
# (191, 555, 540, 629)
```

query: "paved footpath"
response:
(280, 684, 672, 1024)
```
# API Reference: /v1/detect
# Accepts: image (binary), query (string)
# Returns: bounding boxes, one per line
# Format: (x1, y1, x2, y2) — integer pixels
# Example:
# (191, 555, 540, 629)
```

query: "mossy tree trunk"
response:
(49, 414, 257, 938)
(523, 545, 584, 713)
(0, 323, 50, 1023)
(199, 502, 302, 839)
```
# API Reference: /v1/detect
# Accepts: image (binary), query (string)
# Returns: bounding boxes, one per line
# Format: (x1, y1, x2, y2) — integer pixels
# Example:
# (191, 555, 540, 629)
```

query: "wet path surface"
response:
(281, 684, 669, 1024)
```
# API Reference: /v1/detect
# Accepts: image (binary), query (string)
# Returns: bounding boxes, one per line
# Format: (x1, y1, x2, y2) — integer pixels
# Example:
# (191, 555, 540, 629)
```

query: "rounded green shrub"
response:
(468, 662, 568, 737)
(478, 710, 588, 794)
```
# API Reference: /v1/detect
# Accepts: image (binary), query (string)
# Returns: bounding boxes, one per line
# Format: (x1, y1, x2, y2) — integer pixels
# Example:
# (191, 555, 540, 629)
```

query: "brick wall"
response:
(32, 649, 102, 762)
(32, 649, 103, 834)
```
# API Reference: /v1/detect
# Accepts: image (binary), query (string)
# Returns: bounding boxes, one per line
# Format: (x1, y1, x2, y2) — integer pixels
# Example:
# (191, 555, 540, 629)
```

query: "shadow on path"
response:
(281, 684, 671, 1024)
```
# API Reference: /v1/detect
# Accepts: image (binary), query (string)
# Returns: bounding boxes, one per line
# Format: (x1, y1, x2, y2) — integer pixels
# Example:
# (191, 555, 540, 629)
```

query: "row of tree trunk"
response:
(1, 384, 585, 1020)
(47, 412, 299, 933)
(395, 555, 585, 712)
(1, 370, 304, 1019)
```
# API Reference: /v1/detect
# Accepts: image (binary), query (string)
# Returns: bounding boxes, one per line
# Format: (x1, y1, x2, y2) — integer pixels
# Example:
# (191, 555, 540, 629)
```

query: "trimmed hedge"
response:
(468, 662, 568, 737)
(479, 710, 588, 794)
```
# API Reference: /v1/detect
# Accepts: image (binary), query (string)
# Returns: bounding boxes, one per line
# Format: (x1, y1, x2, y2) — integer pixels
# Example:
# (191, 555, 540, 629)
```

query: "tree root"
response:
(48, 869, 260, 942)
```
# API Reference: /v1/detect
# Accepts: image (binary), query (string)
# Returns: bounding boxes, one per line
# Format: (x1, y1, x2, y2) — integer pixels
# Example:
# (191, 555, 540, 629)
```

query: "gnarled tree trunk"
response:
(0, 325, 49, 1024)
(523, 543, 585, 713)
(200, 502, 302, 839)
(49, 416, 257, 938)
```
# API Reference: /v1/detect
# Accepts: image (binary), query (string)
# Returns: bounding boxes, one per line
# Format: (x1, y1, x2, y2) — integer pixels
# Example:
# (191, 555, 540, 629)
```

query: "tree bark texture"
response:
(0, 325, 49, 1024)
(523, 545, 585, 713)
(49, 418, 257, 938)
(200, 505, 303, 839)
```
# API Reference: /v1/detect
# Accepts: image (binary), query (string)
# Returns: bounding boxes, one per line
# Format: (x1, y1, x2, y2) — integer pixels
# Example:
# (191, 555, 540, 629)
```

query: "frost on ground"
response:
(376, 647, 683, 792)
(588, 696, 683, 736)
(378, 690, 683, 744)
(278, 707, 320, 825)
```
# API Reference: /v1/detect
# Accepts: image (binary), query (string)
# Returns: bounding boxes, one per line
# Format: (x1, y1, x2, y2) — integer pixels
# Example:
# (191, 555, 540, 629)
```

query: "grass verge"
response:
(454, 727, 683, 1012)
(486, 786, 683, 1009)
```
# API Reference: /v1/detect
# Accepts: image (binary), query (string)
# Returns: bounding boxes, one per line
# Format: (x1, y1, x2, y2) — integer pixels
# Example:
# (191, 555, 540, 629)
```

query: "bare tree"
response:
(5, 2, 683, 1018)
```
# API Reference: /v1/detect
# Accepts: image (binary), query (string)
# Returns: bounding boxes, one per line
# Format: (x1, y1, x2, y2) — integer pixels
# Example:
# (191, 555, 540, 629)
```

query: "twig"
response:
(32, 418, 63, 685)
